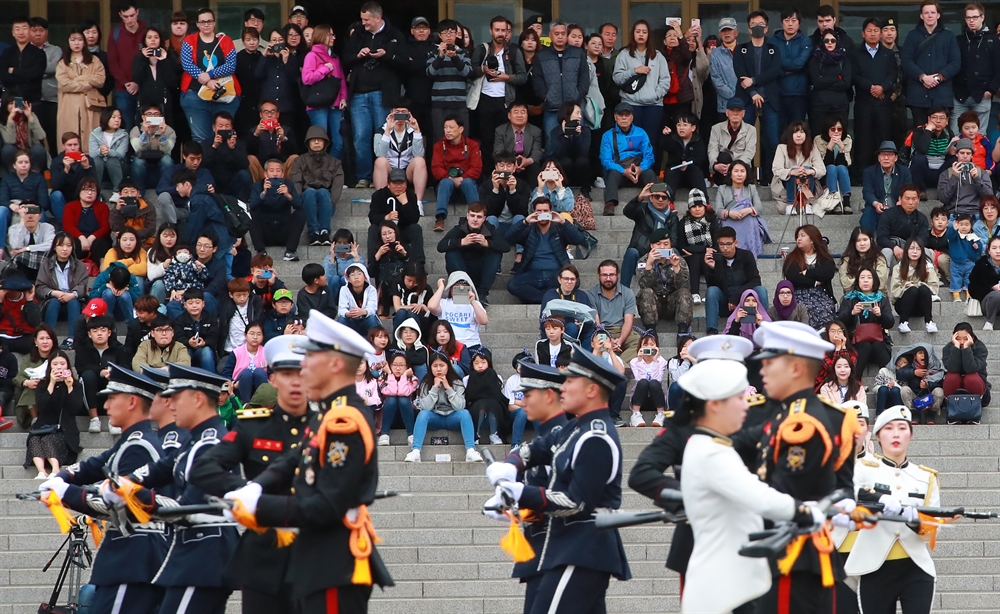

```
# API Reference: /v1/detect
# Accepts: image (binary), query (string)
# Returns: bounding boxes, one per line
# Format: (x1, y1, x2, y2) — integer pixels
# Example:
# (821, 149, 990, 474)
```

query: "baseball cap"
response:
(82, 298, 108, 317)
(412, 16, 430, 28)
(614, 102, 634, 114)
(288, 5, 307, 17)
(273, 288, 294, 302)
(719, 17, 738, 31)
(726, 98, 746, 110)
(388, 168, 408, 183)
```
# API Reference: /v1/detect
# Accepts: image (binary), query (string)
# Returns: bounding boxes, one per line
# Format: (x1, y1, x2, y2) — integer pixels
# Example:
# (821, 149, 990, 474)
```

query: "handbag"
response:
(813, 189, 842, 218)
(966, 295, 983, 317)
(197, 75, 237, 103)
(299, 75, 341, 109)
(911, 393, 935, 412)
(213, 194, 252, 238)
(946, 388, 982, 422)
(622, 56, 649, 95)
(572, 193, 596, 231)
(573, 223, 599, 260)
(852, 322, 884, 344)
(466, 43, 491, 110)
(29, 403, 64, 437)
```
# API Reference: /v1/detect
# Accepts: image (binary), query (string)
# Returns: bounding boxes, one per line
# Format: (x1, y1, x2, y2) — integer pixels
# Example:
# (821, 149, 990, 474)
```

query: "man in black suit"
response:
(851, 18, 898, 181)
(493, 102, 543, 182)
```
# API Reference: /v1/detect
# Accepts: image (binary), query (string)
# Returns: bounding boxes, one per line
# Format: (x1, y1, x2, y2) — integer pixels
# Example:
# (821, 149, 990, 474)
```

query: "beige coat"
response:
(889, 261, 940, 300)
(690, 48, 710, 119)
(55, 58, 106, 143)
(838, 255, 890, 295)
(770, 144, 827, 202)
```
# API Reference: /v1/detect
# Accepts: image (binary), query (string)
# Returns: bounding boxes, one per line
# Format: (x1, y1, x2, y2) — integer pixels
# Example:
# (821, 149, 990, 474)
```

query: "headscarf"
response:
(772, 280, 798, 320)
(724, 288, 772, 340)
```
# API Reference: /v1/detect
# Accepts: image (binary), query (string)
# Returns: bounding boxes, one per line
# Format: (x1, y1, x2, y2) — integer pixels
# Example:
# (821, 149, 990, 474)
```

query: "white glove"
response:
(901, 506, 920, 523)
(804, 502, 826, 531)
(99, 480, 123, 505)
(830, 513, 856, 530)
(879, 494, 902, 516)
(497, 481, 524, 504)
(482, 492, 508, 522)
(486, 462, 517, 487)
(39, 477, 69, 500)
(224, 482, 263, 516)
(832, 498, 857, 514)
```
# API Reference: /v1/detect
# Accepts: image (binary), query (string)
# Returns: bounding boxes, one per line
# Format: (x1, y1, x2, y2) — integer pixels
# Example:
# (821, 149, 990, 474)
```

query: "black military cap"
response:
(566, 346, 626, 391)
(161, 363, 230, 397)
(99, 364, 164, 401)
(517, 361, 566, 391)
(140, 365, 170, 386)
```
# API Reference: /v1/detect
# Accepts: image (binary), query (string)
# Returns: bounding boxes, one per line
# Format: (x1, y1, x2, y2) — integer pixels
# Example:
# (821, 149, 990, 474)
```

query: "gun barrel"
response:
(594, 510, 670, 530)
(739, 523, 797, 558)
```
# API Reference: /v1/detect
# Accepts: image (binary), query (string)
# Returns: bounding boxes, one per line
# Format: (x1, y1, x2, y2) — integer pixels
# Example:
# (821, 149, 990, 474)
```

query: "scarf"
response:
(683, 215, 712, 247)
(844, 289, 884, 318)
(724, 289, 772, 340)
(773, 280, 798, 320)
(646, 201, 670, 230)
(813, 45, 845, 66)
(13, 114, 29, 151)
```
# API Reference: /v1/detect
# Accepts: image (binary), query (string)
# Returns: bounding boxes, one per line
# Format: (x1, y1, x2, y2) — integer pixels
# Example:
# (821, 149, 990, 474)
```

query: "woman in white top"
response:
(612, 20, 670, 146)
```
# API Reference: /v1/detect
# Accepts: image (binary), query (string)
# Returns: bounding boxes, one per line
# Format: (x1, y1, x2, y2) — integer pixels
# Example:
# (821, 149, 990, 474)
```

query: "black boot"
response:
(842, 193, 853, 214)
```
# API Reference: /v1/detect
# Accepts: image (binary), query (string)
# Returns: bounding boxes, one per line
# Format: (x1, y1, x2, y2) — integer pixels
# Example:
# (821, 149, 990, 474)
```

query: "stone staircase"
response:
(1, 185, 999, 613)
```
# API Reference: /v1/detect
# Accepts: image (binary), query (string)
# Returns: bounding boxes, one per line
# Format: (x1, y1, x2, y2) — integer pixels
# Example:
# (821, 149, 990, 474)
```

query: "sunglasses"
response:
(823, 38, 837, 43)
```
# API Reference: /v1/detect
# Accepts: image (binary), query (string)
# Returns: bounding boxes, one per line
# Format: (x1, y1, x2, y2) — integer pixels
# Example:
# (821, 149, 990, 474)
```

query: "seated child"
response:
(926, 207, 950, 285)
(367, 325, 390, 378)
(296, 262, 337, 321)
(378, 350, 419, 446)
(463, 347, 509, 445)
(394, 317, 428, 382)
(534, 315, 572, 369)
(323, 229, 364, 291)
(336, 263, 380, 336)
(628, 330, 668, 428)
(666, 336, 695, 412)
(592, 326, 627, 426)
(263, 289, 304, 342)
(355, 357, 382, 433)
(896, 346, 944, 424)
(953, 110, 992, 173)
(406, 350, 482, 463)
(173, 288, 220, 372)
(946, 213, 981, 301)
(221, 322, 268, 403)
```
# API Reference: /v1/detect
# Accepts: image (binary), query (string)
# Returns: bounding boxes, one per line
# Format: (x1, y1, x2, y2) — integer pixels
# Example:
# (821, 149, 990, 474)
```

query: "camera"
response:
(640, 348, 657, 356)
(118, 197, 140, 218)
(334, 243, 352, 254)
(218, 129, 233, 141)
(448, 167, 463, 178)
(270, 43, 286, 53)
(563, 119, 579, 136)
(387, 241, 399, 250)
(262, 119, 279, 131)
(446, 43, 457, 51)
(211, 86, 226, 101)
(962, 162, 974, 173)
(485, 54, 500, 70)
(393, 112, 410, 122)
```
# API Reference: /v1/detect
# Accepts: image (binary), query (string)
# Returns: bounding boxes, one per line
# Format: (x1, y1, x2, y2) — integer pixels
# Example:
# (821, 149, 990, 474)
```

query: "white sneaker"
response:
(651, 411, 665, 427)
(566, 248, 575, 260)
(109, 425, 122, 436)
(630, 412, 646, 428)
(466, 448, 484, 462)
(34, 471, 47, 480)
(925, 321, 938, 333)
(805, 204, 813, 214)
(898, 322, 911, 334)
(692, 294, 702, 304)
(785, 204, 795, 215)
(404, 448, 421, 462)
(594, 177, 606, 189)
(378, 434, 390, 446)
(932, 294, 941, 302)
(984, 322, 994, 331)
(407, 435, 414, 447)
(489, 433, 503, 444)
(88, 417, 101, 433)
(417, 200, 425, 216)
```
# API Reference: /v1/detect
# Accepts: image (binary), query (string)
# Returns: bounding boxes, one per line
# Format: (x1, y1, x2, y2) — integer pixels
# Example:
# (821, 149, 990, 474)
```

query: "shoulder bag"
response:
(621, 54, 649, 95)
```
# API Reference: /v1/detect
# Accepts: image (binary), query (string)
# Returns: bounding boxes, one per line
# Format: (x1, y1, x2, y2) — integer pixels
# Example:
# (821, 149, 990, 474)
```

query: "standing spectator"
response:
(709, 18, 739, 116)
(969, 237, 1000, 330)
(613, 20, 670, 146)
(80, 21, 113, 99)
(431, 116, 482, 231)
(255, 29, 301, 118)
(661, 26, 693, 130)
(0, 150, 50, 257)
(469, 16, 526, 171)
(703, 226, 768, 334)
(947, 213, 982, 301)
(771, 121, 825, 213)
(516, 29, 544, 131)
(808, 31, 852, 138)
(505, 197, 584, 304)
(876, 183, 931, 269)
(942, 322, 989, 401)
(810, 5, 855, 50)
(28, 18, 61, 156)
(937, 137, 992, 216)
(373, 101, 428, 207)
(840, 227, 890, 293)
(343, 1, 405, 188)
(301, 24, 348, 160)
(532, 20, 590, 140)
(545, 103, 592, 193)
(200, 112, 252, 201)
(900, 1, 961, 126)
(62, 177, 111, 263)
(49, 133, 96, 223)
(0, 94, 48, 172)
(773, 8, 812, 127)
(131, 28, 179, 129)
(715, 161, 768, 257)
(851, 19, 898, 181)
(0, 17, 46, 105)
(106, 1, 147, 132)
(493, 102, 543, 182)
(733, 12, 782, 181)
(248, 158, 305, 262)
(288, 5, 309, 30)
(620, 182, 679, 287)
(291, 126, 345, 247)
(36, 232, 88, 350)
(839, 267, 895, 375)
(436, 201, 509, 305)
(951, 4, 999, 134)
(861, 141, 912, 232)
(586, 260, 640, 365)
(707, 99, 757, 186)
(178, 7, 241, 143)
(234, 28, 263, 139)
(905, 105, 953, 197)
(88, 107, 127, 190)
(55, 29, 105, 147)
(782, 224, 837, 328)
(426, 19, 472, 145)
(600, 103, 656, 216)
(890, 237, 940, 333)
(635, 230, 693, 335)
(129, 104, 176, 190)
(403, 17, 435, 150)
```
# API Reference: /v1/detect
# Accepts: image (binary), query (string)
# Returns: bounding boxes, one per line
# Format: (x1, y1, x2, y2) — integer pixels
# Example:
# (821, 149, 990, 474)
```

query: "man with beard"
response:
(469, 15, 527, 170)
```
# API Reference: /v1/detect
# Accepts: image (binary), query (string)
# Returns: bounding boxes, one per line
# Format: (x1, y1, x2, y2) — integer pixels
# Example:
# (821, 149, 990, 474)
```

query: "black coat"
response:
(954, 27, 1000, 103)
(477, 177, 531, 220)
(0, 43, 46, 101)
(403, 38, 437, 105)
(437, 217, 511, 256)
(875, 205, 930, 249)
(808, 53, 852, 111)
(704, 248, 764, 304)
(368, 186, 421, 230)
(969, 256, 1000, 301)
(784, 255, 837, 298)
(660, 132, 709, 176)
(235, 49, 263, 136)
(732, 40, 783, 111)
(851, 44, 897, 107)
(342, 19, 406, 102)
(623, 198, 679, 256)
(132, 52, 179, 123)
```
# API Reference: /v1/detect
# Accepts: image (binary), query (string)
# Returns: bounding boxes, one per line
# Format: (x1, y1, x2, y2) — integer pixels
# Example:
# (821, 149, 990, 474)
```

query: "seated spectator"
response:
(890, 238, 940, 334)
(395, 317, 429, 382)
(291, 126, 345, 247)
(373, 100, 428, 205)
(707, 98, 757, 186)
(337, 263, 380, 336)
(628, 330, 668, 428)
(540, 263, 594, 345)
(221, 321, 268, 403)
(405, 350, 481, 463)
(201, 111, 252, 202)
(246, 100, 299, 181)
(600, 102, 656, 216)
(378, 350, 420, 445)
(838, 268, 893, 375)
(368, 169, 424, 264)
(493, 102, 543, 184)
(24, 352, 81, 478)
(49, 133, 96, 224)
(621, 182, 679, 288)
(942, 322, 989, 404)
(431, 116, 482, 231)
(969, 236, 1000, 330)
(768, 280, 810, 324)
(246, 253, 286, 311)
(89, 262, 141, 323)
(947, 213, 982, 301)
(782, 224, 837, 328)
(635, 230, 693, 335)
(534, 311, 572, 365)
(323, 229, 364, 292)
(370, 221, 411, 315)
(75, 315, 128, 435)
(505, 197, 585, 304)
(895, 343, 944, 424)
(427, 272, 489, 352)
(72, 299, 120, 354)
(123, 295, 159, 361)
(8, 204, 54, 280)
(872, 360, 904, 416)
(715, 161, 768, 257)
(813, 116, 853, 212)
(12, 326, 57, 429)
(861, 141, 912, 232)
(437, 202, 509, 306)
(661, 111, 709, 195)
(544, 102, 591, 194)
(109, 179, 157, 248)
(174, 173, 233, 262)
(818, 355, 866, 405)
(218, 277, 263, 356)
(296, 262, 336, 321)
(35, 232, 87, 351)
(905, 106, 953, 197)
(154, 142, 214, 226)
(816, 320, 860, 389)
(677, 189, 718, 301)
(0, 150, 50, 259)
(88, 107, 127, 189)
(101, 228, 147, 277)
(954, 111, 992, 173)
(132, 314, 190, 370)
(301, 23, 347, 160)
(704, 226, 768, 334)
(771, 121, 826, 214)
(249, 158, 305, 262)
(876, 183, 930, 270)
(129, 104, 176, 190)
(530, 159, 575, 224)
(162, 244, 206, 305)
(146, 223, 177, 302)
(391, 262, 433, 332)
(937, 138, 992, 216)
(724, 288, 770, 340)
(927, 206, 951, 285)
(63, 177, 112, 265)
(0, 340, 16, 430)
(0, 95, 48, 172)
(0, 276, 40, 354)
(974, 195, 1000, 245)
(480, 151, 530, 237)
(464, 348, 510, 445)
(839, 227, 889, 295)
(262, 289, 304, 342)
(174, 288, 219, 372)
(587, 260, 640, 363)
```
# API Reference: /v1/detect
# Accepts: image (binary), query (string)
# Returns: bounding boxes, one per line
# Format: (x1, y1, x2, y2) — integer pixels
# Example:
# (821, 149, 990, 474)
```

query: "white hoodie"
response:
(436, 271, 483, 347)
(337, 263, 378, 318)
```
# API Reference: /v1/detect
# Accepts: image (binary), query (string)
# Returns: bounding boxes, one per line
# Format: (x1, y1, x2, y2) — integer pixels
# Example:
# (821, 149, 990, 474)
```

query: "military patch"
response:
(591, 419, 607, 432)
(162, 431, 181, 449)
(127, 431, 143, 441)
(305, 467, 315, 485)
(327, 441, 349, 467)
(201, 428, 218, 441)
(786, 446, 806, 471)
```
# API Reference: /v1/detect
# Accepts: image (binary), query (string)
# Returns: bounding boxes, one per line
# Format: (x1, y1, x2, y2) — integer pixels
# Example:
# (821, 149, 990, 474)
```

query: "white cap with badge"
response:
(265, 335, 307, 370)
(688, 335, 754, 362)
(752, 321, 834, 361)
(679, 334, 754, 400)
(873, 405, 912, 434)
(842, 400, 870, 422)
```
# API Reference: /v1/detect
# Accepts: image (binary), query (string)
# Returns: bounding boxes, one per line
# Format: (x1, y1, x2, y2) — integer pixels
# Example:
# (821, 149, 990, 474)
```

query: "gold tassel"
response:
(43, 491, 75, 534)
(229, 500, 266, 533)
(87, 517, 105, 547)
(917, 512, 955, 550)
(274, 529, 297, 547)
(499, 510, 535, 563)
(351, 557, 372, 585)
(116, 478, 152, 524)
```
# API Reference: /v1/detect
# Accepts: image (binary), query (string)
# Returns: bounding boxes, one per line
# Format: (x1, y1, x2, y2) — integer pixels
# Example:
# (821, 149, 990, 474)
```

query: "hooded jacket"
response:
(394, 317, 427, 370)
(774, 29, 813, 97)
(435, 271, 484, 348)
(337, 263, 378, 319)
(892, 343, 945, 391)
(953, 27, 1000, 103)
(901, 23, 962, 108)
(937, 164, 993, 216)
(290, 126, 345, 202)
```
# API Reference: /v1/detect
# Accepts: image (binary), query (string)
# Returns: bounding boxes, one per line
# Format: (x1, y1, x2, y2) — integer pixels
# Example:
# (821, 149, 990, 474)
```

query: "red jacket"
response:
(431, 136, 483, 182)
(106, 21, 148, 92)
(63, 200, 111, 240)
(0, 293, 38, 337)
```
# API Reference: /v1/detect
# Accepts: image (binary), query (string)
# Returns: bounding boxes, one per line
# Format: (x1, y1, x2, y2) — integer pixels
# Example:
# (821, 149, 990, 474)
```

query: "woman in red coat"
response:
(61, 176, 111, 265)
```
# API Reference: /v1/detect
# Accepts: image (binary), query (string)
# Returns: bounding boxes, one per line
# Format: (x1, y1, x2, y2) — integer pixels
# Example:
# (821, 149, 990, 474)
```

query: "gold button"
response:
(291, 428, 299, 436)
(291, 443, 298, 449)
(295, 468, 300, 475)
(291, 487, 296, 494)
(262, 455, 269, 461)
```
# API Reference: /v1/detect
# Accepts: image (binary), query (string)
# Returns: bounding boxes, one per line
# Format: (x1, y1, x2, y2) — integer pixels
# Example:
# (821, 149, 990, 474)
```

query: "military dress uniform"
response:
(141, 366, 191, 501)
(188, 336, 315, 614)
(846, 406, 939, 614)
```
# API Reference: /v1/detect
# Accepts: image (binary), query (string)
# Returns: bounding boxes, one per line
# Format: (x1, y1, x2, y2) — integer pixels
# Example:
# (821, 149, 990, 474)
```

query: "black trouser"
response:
(528, 565, 610, 614)
(411, 102, 433, 165)
(895, 285, 933, 324)
(710, 151, 736, 186)
(756, 571, 833, 614)
(853, 103, 892, 183)
(93, 582, 163, 614)
(603, 167, 658, 206)
(296, 585, 373, 614)
(857, 558, 934, 614)
(250, 211, 306, 254)
(683, 252, 707, 295)
(81, 369, 108, 412)
(477, 95, 508, 170)
(522, 576, 543, 614)
(609, 380, 626, 421)
(158, 587, 231, 614)
(73, 236, 113, 264)
(855, 341, 892, 377)
(472, 397, 506, 443)
(835, 579, 859, 614)
(665, 164, 707, 195)
(555, 153, 590, 191)
(631, 379, 665, 410)
(34, 100, 59, 156)
(243, 585, 294, 614)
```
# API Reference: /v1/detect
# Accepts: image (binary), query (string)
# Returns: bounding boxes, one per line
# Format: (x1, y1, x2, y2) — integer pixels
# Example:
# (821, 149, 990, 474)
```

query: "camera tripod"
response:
(39, 518, 93, 614)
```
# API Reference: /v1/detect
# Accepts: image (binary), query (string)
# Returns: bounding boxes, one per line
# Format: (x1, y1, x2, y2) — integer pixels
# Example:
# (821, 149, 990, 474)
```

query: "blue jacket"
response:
(862, 163, 913, 208)
(89, 261, 143, 302)
(600, 124, 654, 173)
(179, 184, 232, 253)
(947, 225, 983, 264)
(156, 163, 215, 206)
(263, 304, 298, 342)
(249, 178, 302, 214)
(901, 23, 962, 108)
(0, 171, 49, 209)
(732, 39, 784, 111)
(773, 30, 813, 97)
(709, 46, 737, 112)
(505, 219, 586, 272)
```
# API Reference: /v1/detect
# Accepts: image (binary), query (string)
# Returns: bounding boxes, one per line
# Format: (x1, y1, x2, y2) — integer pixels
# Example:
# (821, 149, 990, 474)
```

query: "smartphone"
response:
(14, 97, 24, 110)
(453, 284, 471, 303)
(393, 112, 410, 122)
(218, 129, 233, 140)
(270, 43, 286, 53)
(691, 18, 701, 29)
(334, 243, 351, 254)
(740, 306, 757, 323)
(641, 347, 657, 356)
(65, 151, 84, 162)
(858, 301, 876, 310)
(496, 171, 510, 180)
(148, 116, 164, 126)
(541, 170, 559, 181)
(665, 17, 681, 29)
(706, 39, 718, 50)
(596, 333, 609, 344)
(537, 212, 553, 221)
(658, 248, 675, 259)
(650, 182, 669, 195)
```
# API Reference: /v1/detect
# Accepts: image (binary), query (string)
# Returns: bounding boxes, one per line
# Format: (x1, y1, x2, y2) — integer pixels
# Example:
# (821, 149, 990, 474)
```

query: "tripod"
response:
(39, 518, 93, 614)
(776, 178, 815, 255)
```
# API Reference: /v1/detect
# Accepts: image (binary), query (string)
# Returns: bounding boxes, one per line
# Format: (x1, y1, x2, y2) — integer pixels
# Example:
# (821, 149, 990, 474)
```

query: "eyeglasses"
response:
(260, 108, 279, 116)
(196, 242, 213, 249)
(717, 241, 736, 248)
(153, 327, 173, 333)
(649, 194, 669, 200)
(778, 290, 794, 296)
(599, 273, 617, 278)
(80, 187, 97, 193)
(828, 328, 844, 335)
(559, 276, 577, 282)
(929, 114, 948, 120)
(197, 20, 215, 25)
(829, 126, 843, 132)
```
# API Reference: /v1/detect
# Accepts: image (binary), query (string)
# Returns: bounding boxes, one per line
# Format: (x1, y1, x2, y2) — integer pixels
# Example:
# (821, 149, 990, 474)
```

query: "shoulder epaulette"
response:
(860, 458, 880, 468)
(713, 437, 733, 447)
(318, 404, 374, 463)
(819, 396, 850, 413)
(236, 407, 272, 419)
(747, 394, 767, 407)
(917, 464, 939, 475)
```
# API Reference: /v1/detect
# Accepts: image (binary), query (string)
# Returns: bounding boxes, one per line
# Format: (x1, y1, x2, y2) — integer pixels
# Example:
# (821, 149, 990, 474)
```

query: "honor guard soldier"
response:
(677, 338, 825, 614)
(142, 365, 191, 499)
(485, 346, 631, 614)
(38, 364, 170, 614)
(750, 321, 860, 614)
(105, 363, 240, 614)
(483, 360, 568, 614)
(224, 311, 393, 614)
(846, 405, 938, 613)
(188, 335, 313, 614)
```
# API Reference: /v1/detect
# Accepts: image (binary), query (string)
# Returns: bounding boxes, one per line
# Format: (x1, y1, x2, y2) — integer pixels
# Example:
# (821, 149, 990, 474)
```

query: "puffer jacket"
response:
(289, 126, 346, 202)
(613, 48, 670, 107)
(532, 44, 590, 111)
(774, 29, 813, 97)
(901, 23, 962, 108)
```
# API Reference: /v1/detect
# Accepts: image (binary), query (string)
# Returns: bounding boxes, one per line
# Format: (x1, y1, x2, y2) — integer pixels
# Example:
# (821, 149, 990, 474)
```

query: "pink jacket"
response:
(301, 44, 348, 110)
(380, 372, 419, 398)
(231, 344, 267, 379)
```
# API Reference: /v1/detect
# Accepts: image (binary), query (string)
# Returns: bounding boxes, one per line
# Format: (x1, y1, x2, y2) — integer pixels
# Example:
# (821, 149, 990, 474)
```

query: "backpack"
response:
(213, 194, 252, 239)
